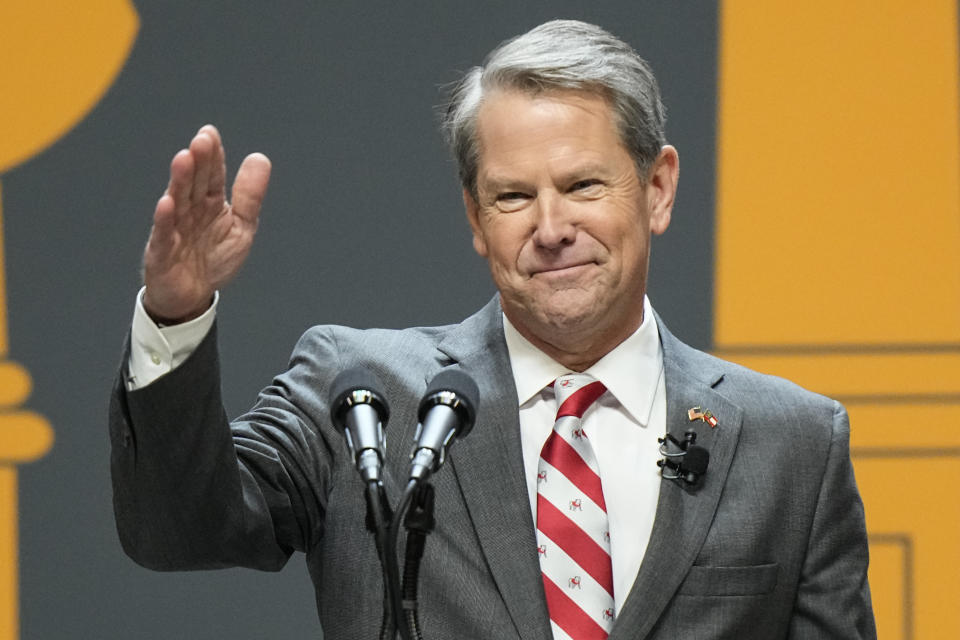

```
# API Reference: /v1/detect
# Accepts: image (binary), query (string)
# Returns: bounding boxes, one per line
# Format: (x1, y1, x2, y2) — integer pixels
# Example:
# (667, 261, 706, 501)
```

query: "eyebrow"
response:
(480, 163, 611, 191)
(476, 171, 532, 195)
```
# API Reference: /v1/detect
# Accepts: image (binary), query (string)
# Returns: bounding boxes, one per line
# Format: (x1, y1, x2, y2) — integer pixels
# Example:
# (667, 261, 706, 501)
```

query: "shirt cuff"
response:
(126, 287, 218, 390)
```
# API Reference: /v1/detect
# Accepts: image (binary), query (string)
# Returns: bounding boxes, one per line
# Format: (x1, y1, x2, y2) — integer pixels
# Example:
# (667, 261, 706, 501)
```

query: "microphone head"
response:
(682, 444, 710, 476)
(330, 367, 389, 431)
(418, 369, 479, 437)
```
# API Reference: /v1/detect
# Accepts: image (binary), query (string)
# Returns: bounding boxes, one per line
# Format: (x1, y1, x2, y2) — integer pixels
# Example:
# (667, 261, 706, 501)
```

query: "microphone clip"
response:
(657, 428, 710, 486)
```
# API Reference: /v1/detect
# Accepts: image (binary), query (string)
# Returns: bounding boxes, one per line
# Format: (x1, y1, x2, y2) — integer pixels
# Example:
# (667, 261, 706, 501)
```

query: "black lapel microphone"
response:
(657, 428, 710, 485)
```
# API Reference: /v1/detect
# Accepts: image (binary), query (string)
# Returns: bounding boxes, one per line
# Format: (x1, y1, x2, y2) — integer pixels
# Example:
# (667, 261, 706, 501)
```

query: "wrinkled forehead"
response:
(474, 88, 621, 147)
(472, 89, 630, 181)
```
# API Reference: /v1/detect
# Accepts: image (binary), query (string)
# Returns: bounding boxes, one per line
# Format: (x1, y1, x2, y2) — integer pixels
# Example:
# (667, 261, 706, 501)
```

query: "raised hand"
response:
(142, 125, 271, 323)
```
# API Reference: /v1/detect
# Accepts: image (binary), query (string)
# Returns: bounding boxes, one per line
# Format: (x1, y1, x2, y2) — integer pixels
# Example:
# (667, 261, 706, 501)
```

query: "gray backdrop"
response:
(7, 2, 717, 637)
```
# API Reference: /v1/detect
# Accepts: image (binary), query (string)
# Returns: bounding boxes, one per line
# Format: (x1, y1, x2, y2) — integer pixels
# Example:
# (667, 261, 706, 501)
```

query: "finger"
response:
(166, 148, 194, 221)
(231, 152, 272, 225)
(148, 193, 178, 255)
(189, 129, 215, 206)
(199, 124, 227, 197)
(143, 194, 180, 285)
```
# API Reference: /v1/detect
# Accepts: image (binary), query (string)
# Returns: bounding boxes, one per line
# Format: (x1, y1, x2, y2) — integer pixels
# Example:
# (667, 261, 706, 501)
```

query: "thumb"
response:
(231, 152, 272, 223)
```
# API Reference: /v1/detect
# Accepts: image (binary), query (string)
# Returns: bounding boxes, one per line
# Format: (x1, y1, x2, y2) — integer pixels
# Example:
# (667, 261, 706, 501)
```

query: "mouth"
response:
(531, 262, 594, 278)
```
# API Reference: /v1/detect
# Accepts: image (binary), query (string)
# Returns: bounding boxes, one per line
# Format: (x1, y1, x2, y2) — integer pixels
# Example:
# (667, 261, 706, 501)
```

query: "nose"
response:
(531, 192, 576, 249)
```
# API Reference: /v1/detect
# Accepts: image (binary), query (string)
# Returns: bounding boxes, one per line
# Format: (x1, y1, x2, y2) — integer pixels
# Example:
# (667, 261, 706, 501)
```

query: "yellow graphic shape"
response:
(0, 2, 139, 173)
(0, 3, 139, 638)
(716, 1, 960, 638)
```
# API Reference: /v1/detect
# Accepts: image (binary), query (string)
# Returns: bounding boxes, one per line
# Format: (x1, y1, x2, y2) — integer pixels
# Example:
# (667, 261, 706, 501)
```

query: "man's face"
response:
(465, 89, 677, 362)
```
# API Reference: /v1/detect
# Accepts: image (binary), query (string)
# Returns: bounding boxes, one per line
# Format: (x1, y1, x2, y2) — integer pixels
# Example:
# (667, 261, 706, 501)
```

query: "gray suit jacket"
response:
(110, 296, 875, 639)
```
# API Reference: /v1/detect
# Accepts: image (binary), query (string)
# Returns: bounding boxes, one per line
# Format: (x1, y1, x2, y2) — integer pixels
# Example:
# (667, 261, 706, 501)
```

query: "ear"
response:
(463, 188, 489, 257)
(645, 145, 679, 236)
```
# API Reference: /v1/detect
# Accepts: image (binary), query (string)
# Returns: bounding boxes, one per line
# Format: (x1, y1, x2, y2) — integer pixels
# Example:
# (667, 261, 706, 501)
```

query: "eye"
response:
(569, 178, 603, 192)
(495, 191, 531, 211)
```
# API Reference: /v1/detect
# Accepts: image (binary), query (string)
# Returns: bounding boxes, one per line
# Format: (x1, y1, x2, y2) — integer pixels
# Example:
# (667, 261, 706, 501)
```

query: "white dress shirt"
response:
(127, 291, 666, 611)
(503, 296, 666, 613)
(126, 287, 218, 390)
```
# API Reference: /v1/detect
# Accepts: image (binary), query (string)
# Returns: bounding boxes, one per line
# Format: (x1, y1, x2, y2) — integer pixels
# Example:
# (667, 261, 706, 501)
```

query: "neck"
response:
(505, 307, 645, 372)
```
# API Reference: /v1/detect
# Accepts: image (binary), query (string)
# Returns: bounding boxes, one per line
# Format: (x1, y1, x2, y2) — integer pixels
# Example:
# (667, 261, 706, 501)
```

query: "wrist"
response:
(142, 292, 213, 326)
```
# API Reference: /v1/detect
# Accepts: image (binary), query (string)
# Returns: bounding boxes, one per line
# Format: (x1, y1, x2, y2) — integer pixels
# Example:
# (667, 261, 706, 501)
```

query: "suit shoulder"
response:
(290, 322, 455, 366)
(289, 297, 501, 371)
(285, 309, 489, 386)
(718, 352, 835, 410)
(665, 334, 842, 431)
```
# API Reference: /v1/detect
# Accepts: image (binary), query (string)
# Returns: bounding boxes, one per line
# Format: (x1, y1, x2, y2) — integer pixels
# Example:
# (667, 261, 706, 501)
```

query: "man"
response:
(111, 20, 876, 639)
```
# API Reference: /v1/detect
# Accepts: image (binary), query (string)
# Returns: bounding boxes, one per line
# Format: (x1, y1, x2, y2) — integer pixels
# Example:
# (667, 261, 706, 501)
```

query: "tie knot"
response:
(554, 374, 607, 420)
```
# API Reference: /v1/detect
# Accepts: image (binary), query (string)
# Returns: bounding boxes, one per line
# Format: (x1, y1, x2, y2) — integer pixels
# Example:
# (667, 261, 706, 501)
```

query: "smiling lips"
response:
(530, 262, 595, 278)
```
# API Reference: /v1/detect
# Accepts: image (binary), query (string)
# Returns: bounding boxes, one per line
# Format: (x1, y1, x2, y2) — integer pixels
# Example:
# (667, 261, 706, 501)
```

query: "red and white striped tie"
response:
(536, 374, 615, 640)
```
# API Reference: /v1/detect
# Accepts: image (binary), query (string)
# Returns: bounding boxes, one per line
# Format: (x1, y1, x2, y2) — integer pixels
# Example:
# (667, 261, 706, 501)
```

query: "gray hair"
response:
(441, 19, 667, 199)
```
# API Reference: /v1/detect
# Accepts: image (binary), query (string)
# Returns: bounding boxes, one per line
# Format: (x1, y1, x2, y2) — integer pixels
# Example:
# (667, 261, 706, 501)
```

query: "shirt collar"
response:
(502, 296, 664, 426)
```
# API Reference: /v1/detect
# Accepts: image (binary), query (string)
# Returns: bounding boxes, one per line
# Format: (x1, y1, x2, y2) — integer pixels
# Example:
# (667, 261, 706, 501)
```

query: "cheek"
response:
(620, 234, 651, 278)
(490, 243, 524, 279)
(485, 223, 529, 271)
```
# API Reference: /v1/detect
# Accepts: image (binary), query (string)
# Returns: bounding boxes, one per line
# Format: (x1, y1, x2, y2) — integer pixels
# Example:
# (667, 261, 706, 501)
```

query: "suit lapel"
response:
(438, 298, 553, 640)
(609, 319, 743, 640)
(435, 303, 745, 640)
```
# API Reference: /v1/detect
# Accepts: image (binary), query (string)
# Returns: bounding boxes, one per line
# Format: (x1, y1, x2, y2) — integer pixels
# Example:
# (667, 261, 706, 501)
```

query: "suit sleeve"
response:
(788, 402, 877, 639)
(109, 322, 341, 572)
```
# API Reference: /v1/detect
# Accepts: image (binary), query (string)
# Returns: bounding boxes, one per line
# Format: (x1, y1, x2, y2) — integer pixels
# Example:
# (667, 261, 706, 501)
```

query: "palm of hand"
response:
(142, 125, 271, 322)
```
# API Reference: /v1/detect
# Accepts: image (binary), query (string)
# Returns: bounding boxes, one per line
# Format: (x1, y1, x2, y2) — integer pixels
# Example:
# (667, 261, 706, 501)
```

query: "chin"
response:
(532, 297, 605, 334)
(502, 281, 617, 332)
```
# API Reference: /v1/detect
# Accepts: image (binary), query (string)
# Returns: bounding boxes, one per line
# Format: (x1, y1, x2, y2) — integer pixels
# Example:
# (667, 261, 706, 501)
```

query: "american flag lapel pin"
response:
(688, 406, 718, 428)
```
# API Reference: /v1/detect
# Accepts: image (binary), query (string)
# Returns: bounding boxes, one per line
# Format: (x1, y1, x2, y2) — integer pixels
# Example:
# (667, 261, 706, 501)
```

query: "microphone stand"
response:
(386, 479, 430, 640)
(400, 482, 435, 640)
(363, 480, 400, 640)
(340, 368, 477, 640)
